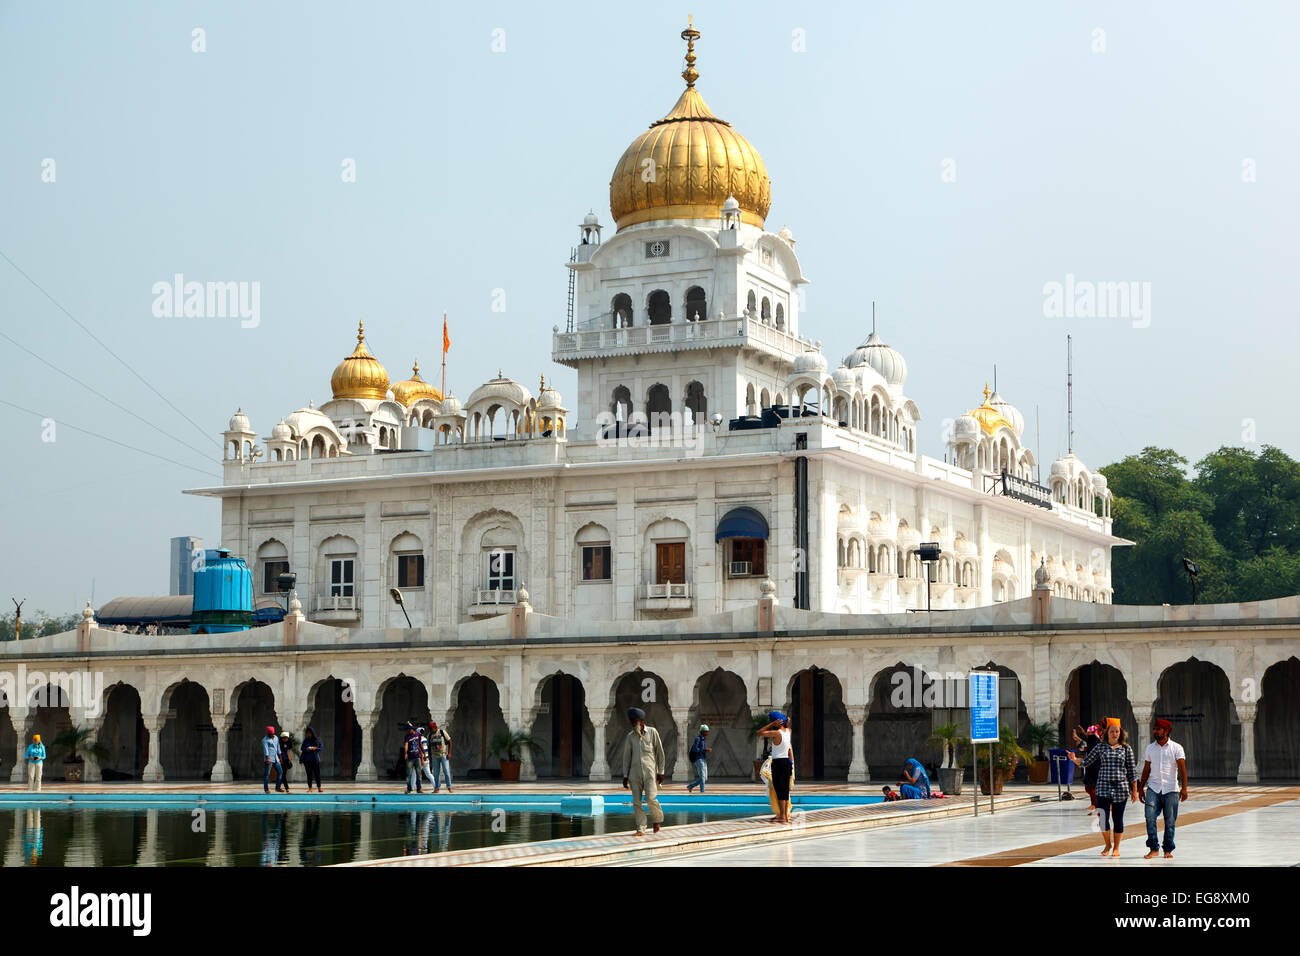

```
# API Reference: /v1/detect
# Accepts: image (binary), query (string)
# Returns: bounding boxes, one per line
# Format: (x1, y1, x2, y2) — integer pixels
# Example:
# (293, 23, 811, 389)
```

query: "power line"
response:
(0, 248, 219, 448)
(0, 327, 215, 464)
(0, 396, 222, 479)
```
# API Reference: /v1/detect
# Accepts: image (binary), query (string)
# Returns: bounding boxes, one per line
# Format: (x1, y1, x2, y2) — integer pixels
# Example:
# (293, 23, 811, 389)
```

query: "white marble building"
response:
(189, 26, 1121, 634)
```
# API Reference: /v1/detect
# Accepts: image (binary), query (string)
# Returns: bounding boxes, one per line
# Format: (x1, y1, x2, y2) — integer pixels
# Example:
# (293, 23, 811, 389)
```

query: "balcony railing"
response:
(474, 589, 517, 606)
(641, 582, 691, 600)
(315, 593, 359, 612)
(553, 316, 807, 363)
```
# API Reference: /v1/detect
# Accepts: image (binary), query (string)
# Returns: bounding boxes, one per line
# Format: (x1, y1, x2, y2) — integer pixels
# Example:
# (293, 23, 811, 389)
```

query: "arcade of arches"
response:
(6, 648, 1297, 785)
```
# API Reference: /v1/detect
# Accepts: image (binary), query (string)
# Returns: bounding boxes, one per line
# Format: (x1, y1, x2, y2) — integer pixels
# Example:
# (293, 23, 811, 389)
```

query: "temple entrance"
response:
(1257, 657, 1300, 780)
(375, 675, 431, 780)
(101, 683, 147, 779)
(605, 670, 675, 778)
(788, 667, 851, 780)
(1154, 659, 1240, 780)
(306, 677, 362, 779)
(159, 680, 216, 780)
(532, 673, 593, 778)
(228, 680, 280, 780)
(688, 668, 752, 778)
(449, 674, 507, 777)
(1059, 661, 1136, 746)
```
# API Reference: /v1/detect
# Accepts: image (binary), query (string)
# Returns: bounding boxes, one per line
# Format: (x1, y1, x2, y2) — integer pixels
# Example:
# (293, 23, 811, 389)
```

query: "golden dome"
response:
(609, 24, 771, 231)
(330, 321, 390, 401)
(391, 360, 443, 407)
(969, 383, 1014, 436)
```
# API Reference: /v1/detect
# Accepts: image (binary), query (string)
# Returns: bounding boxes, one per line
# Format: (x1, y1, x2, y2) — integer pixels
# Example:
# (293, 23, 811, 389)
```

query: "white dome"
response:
(271, 419, 291, 440)
(954, 534, 978, 557)
(954, 414, 981, 440)
(1050, 457, 1071, 477)
(582, 211, 599, 226)
(438, 393, 464, 416)
(897, 524, 921, 549)
(228, 408, 251, 433)
(867, 513, 889, 538)
(792, 349, 827, 375)
(832, 364, 857, 392)
(1092, 472, 1108, 491)
(845, 331, 907, 387)
(284, 405, 336, 437)
(467, 374, 533, 409)
(777, 224, 795, 245)
(722, 195, 740, 212)
(538, 386, 564, 410)
(987, 391, 1025, 437)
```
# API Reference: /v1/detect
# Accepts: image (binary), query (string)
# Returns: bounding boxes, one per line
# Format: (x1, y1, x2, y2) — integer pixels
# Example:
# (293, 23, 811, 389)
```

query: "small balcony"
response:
(313, 592, 361, 624)
(637, 582, 693, 612)
(468, 588, 517, 617)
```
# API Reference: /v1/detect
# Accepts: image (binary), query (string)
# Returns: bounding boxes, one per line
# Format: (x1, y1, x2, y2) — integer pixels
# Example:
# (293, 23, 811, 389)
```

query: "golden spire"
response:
(357, 319, 366, 344)
(539, 374, 547, 393)
(681, 17, 700, 88)
(413, 359, 420, 375)
(984, 381, 990, 402)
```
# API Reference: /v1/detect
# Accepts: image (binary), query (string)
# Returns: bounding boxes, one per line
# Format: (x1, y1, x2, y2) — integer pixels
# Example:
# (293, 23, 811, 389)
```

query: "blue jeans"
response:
(406, 758, 423, 792)
(264, 759, 282, 792)
(432, 757, 451, 790)
(1145, 789, 1180, 851)
(687, 758, 707, 792)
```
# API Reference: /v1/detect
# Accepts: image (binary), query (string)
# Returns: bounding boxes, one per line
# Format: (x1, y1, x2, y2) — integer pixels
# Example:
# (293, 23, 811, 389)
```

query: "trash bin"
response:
(1048, 748, 1075, 785)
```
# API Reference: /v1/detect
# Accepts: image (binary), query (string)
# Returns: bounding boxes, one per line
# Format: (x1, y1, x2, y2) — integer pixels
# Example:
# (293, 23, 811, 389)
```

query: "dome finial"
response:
(357, 319, 366, 344)
(681, 17, 700, 89)
(412, 359, 420, 375)
(984, 381, 990, 403)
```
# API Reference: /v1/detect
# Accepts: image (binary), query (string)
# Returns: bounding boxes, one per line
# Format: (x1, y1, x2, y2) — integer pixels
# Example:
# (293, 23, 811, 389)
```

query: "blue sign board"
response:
(969, 671, 999, 743)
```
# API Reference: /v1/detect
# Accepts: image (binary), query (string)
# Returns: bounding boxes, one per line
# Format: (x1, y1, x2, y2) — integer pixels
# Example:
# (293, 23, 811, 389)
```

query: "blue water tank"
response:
(191, 549, 254, 633)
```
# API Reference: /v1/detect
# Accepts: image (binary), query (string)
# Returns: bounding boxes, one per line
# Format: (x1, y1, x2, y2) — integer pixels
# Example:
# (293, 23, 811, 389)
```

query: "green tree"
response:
(0, 610, 81, 641)
(1195, 445, 1300, 560)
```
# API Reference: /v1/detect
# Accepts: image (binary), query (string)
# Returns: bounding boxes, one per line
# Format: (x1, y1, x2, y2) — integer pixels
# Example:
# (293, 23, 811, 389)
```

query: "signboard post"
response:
(969, 671, 1000, 816)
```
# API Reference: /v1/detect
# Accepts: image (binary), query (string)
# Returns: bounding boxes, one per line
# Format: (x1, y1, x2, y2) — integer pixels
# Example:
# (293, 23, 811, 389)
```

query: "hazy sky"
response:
(3, 1, 1296, 612)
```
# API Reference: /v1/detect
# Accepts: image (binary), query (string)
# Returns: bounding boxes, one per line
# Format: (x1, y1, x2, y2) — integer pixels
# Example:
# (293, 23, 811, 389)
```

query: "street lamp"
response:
(913, 542, 942, 612)
(1182, 557, 1199, 605)
(389, 587, 412, 628)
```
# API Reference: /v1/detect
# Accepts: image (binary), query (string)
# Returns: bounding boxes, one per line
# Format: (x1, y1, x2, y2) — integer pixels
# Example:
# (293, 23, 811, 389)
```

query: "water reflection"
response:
(0, 807, 749, 867)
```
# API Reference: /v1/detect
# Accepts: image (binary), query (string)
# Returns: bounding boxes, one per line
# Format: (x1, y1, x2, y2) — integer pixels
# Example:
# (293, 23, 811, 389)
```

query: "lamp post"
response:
(913, 543, 942, 612)
(1182, 557, 1200, 604)
(389, 587, 412, 628)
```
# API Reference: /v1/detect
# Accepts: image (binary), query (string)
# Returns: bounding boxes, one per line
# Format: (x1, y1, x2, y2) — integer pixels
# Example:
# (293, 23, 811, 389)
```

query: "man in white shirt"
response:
(1138, 718, 1188, 859)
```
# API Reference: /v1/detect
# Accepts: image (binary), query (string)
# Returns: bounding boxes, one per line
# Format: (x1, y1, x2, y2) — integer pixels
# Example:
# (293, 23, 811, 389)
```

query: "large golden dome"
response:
(391, 360, 443, 407)
(330, 321, 390, 401)
(609, 24, 771, 231)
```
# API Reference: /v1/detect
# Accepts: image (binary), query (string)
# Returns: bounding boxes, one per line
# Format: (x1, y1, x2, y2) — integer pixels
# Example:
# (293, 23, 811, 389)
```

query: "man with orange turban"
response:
(1139, 717, 1187, 859)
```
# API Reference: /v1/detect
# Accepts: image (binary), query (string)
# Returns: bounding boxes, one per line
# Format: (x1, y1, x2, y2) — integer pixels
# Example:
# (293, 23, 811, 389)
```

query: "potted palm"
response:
(975, 727, 1033, 795)
(927, 722, 968, 795)
(489, 729, 539, 782)
(1025, 722, 1058, 784)
(54, 725, 110, 784)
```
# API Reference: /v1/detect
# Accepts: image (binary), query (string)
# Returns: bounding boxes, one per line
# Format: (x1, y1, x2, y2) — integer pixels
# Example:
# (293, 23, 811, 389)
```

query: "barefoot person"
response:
(1068, 718, 1138, 857)
(756, 712, 794, 825)
(621, 707, 665, 836)
(1139, 718, 1188, 859)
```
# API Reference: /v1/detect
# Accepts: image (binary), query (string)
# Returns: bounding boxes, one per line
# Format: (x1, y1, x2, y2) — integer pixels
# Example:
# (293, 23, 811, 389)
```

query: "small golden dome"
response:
(391, 360, 443, 407)
(609, 24, 771, 231)
(969, 383, 1014, 436)
(330, 321, 390, 401)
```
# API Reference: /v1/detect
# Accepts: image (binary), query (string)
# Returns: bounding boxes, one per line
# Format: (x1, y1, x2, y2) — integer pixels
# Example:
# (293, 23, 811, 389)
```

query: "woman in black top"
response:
(300, 727, 324, 792)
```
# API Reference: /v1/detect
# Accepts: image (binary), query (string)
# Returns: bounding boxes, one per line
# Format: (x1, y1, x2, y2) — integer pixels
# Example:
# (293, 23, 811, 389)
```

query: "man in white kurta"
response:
(621, 707, 666, 835)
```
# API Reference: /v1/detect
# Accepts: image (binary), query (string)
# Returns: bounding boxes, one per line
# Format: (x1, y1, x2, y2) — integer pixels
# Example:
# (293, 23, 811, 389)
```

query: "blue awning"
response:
(716, 507, 769, 542)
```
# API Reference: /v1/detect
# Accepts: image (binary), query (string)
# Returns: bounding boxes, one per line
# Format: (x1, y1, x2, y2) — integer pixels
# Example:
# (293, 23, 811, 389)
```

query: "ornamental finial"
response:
(681, 17, 700, 89)
(357, 319, 366, 344)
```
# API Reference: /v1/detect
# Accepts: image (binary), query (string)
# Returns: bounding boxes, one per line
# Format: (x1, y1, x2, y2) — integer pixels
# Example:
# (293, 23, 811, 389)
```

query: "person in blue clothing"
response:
(24, 734, 46, 792)
(899, 758, 931, 799)
(685, 724, 711, 794)
(262, 726, 283, 793)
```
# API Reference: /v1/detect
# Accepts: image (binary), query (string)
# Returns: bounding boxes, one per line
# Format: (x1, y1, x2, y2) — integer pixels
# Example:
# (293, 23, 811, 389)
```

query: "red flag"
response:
(442, 315, 450, 354)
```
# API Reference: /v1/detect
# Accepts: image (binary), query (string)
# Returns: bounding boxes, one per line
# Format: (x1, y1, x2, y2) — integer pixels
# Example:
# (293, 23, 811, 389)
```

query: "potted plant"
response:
(974, 727, 1033, 795)
(489, 729, 539, 782)
(1025, 722, 1058, 784)
(53, 725, 110, 784)
(927, 722, 969, 795)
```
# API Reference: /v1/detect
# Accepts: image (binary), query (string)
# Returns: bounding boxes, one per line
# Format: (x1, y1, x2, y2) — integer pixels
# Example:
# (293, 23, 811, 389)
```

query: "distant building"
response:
(168, 536, 202, 596)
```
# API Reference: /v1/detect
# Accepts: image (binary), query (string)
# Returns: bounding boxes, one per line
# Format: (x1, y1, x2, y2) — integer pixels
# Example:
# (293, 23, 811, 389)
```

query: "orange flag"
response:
(442, 314, 450, 354)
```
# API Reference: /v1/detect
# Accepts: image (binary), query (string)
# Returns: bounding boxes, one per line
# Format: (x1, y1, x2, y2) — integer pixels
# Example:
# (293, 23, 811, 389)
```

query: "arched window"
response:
(775, 303, 785, 329)
(611, 385, 632, 422)
(390, 531, 425, 589)
(684, 286, 707, 322)
(256, 539, 289, 595)
(646, 383, 672, 432)
(761, 297, 771, 323)
(746, 290, 757, 316)
(311, 435, 325, 459)
(684, 381, 707, 425)
(611, 293, 633, 328)
(648, 289, 671, 325)
(745, 383, 757, 417)
(760, 387, 771, 410)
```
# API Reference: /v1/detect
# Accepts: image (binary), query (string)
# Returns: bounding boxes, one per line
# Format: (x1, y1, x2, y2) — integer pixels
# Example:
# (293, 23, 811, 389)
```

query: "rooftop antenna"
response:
(994, 364, 998, 394)
(1067, 333, 1074, 456)
(1035, 405, 1041, 483)
(872, 301, 876, 336)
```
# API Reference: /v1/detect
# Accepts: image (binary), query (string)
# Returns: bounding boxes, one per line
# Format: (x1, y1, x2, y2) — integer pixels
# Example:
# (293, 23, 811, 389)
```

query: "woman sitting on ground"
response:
(898, 758, 931, 799)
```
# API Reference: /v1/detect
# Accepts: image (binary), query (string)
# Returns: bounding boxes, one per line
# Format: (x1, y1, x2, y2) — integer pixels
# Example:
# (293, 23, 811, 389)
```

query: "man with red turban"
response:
(1139, 717, 1187, 859)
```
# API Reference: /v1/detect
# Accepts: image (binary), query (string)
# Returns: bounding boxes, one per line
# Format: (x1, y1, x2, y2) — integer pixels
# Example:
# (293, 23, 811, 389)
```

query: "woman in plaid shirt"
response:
(1068, 719, 1139, 857)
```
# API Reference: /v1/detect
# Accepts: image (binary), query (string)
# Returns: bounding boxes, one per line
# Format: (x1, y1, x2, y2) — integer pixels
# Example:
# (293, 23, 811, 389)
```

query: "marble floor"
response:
(626, 789, 1300, 867)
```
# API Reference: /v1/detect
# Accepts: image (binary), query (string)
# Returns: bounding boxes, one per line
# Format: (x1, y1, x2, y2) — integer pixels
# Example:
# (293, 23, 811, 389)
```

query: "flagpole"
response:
(441, 313, 447, 397)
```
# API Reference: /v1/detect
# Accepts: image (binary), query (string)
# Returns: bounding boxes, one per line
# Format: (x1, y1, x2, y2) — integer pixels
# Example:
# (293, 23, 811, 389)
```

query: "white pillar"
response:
(847, 705, 868, 782)
(83, 717, 104, 783)
(589, 710, 611, 782)
(1236, 702, 1258, 784)
(210, 714, 234, 783)
(10, 711, 32, 783)
(141, 714, 166, 782)
(355, 710, 379, 782)
(671, 708, 692, 782)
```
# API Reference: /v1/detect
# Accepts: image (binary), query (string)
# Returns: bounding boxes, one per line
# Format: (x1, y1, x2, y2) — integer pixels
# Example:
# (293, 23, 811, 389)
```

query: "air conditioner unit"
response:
(729, 561, 752, 576)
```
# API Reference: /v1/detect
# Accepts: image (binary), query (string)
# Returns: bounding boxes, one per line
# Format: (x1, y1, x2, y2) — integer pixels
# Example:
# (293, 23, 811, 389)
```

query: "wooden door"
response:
(655, 542, 685, 584)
